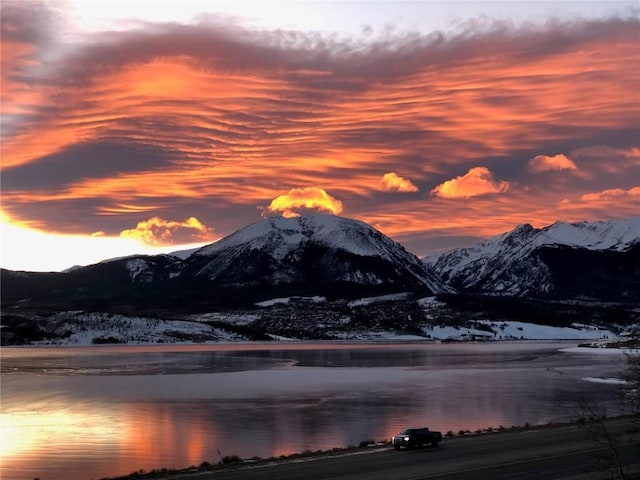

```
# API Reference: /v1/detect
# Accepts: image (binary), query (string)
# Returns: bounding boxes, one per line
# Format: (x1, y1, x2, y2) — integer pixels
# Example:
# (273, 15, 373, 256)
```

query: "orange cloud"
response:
(265, 187, 343, 217)
(554, 186, 640, 223)
(581, 186, 640, 202)
(98, 204, 161, 215)
(381, 172, 418, 192)
(431, 167, 510, 199)
(625, 147, 640, 162)
(528, 154, 578, 173)
(119, 216, 213, 245)
(570, 145, 640, 174)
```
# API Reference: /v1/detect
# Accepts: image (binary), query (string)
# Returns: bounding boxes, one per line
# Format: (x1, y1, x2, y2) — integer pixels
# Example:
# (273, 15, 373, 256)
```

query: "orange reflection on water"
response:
(0, 400, 219, 479)
(115, 403, 218, 470)
(0, 402, 124, 478)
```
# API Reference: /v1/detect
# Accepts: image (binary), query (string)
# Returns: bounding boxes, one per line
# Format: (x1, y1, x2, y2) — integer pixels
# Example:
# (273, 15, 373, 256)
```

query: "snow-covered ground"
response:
(582, 377, 627, 385)
(347, 292, 412, 307)
(17, 294, 637, 347)
(423, 320, 615, 341)
(326, 322, 617, 343)
(186, 311, 260, 325)
(256, 296, 327, 307)
(27, 313, 623, 347)
(33, 311, 245, 345)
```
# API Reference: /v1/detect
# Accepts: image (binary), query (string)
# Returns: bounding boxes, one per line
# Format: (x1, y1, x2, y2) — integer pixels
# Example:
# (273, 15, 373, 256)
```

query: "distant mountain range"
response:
(2, 216, 639, 315)
(423, 218, 640, 301)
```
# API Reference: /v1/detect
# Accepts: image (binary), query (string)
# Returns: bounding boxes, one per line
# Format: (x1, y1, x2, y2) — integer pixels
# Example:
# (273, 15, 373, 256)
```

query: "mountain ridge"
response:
(2, 216, 638, 311)
(424, 217, 640, 299)
(181, 214, 448, 294)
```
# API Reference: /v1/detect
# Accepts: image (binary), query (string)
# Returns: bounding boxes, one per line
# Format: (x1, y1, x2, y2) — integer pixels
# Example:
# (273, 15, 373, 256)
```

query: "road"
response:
(151, 418, 639, 480)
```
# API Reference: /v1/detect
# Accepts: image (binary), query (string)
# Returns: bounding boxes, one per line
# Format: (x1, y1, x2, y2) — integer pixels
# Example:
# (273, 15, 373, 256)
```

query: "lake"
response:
(0, 342, 630, 480)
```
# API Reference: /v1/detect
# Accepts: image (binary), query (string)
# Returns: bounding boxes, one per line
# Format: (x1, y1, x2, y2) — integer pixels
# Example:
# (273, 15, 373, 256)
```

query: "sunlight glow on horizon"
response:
(0, 217, 208, 272)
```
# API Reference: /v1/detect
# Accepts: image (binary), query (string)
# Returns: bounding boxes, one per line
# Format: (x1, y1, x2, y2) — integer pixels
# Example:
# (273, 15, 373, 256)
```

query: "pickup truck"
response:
(392, 427, 442, 449)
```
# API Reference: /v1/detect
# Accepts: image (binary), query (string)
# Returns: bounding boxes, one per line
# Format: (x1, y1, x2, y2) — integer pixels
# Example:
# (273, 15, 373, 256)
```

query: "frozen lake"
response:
(0, 342, 630, 480)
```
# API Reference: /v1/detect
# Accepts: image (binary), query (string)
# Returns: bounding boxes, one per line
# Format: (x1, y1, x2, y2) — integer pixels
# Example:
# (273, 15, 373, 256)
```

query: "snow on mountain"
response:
(114, 254, 183, 282)
(125, 258, 161, 282)
(169, 246, 203, 260)
(195, 215, 410, 259)
(527, 218, 639, 251)
(186, 215, 449, 294)
(424, 218, 640, 297)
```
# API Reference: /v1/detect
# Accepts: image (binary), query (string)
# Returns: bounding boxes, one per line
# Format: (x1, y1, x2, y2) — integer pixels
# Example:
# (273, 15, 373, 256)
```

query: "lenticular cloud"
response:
(431, 167, 510, 199)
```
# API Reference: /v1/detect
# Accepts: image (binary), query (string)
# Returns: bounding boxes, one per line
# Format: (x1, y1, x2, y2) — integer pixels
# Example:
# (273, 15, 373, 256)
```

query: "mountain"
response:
(424, 218, 640, 301)
(1, 215, 448, 312)
(182, 215, 447, 293)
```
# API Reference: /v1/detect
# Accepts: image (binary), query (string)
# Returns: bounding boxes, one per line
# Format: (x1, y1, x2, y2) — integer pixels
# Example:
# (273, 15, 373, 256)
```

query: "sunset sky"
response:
(1, 0, 639, 272)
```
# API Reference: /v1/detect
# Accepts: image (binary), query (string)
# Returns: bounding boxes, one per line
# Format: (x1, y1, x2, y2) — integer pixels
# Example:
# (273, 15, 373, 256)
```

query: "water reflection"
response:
(0, 343, 626, 480)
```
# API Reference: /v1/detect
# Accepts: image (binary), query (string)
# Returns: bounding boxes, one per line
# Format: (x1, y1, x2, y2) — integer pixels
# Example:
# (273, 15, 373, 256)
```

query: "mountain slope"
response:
(424, 218, 640, 300)
(181, 215, 448, 295)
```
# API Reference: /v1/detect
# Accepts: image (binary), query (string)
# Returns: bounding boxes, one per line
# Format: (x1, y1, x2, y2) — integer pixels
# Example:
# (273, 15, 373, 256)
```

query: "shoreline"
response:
(102, 414, 640, 480)
(3, 336, 637, 349)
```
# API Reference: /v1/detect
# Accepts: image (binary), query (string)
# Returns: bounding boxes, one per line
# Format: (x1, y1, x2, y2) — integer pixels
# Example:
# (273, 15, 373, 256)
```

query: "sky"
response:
(1, 0, 639, 272)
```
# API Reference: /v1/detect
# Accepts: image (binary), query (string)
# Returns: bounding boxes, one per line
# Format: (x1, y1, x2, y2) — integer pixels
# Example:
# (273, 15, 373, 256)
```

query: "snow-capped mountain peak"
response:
(424, 218, 640, 298)
(186, 214, 449, 294)
(536, 218, 640, 251)
(193, 215, 400, 260)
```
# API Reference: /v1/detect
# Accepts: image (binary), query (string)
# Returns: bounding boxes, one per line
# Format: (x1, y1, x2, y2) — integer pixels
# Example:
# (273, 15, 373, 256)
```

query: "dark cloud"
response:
(2, 142, 177, 190)
(0, 0, 60, 45)
(1, 196, 117, 233)
(8, 4, 636, 91)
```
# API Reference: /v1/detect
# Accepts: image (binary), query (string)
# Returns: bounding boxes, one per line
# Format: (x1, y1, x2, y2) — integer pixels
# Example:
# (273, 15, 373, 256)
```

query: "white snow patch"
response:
(187, 312, 260, 325)
(169, 246, 203, 259)
(255, 296, 327, 307)
(348, 292, 411, 307)
(561, 346, 640, 355)
(417, 296, 447, 308)
(423, 321, 615, 341)
(329, 331, 429, 341)
(424, 326, 493, 340)
(485, 321, 613, 340)
(256, 297, 292, 307)
(582, 377, 627, 385)
(265, 334, 299, 341)
(126, 258, 148, 281)
(34, 311, 246, 346)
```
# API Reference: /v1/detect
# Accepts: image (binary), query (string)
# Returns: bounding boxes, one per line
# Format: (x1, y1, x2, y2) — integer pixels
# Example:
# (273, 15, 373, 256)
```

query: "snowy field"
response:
(8, 293, 633, 347)
(27, 310, 632, 347)
(32, 311, 246, 345)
